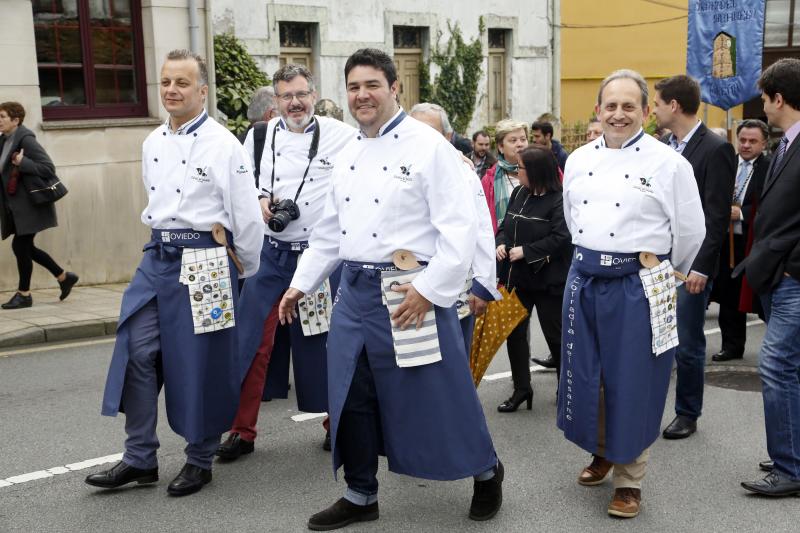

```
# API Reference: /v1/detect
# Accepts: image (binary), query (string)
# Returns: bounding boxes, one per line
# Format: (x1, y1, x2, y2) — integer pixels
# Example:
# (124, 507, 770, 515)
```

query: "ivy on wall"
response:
(214, 33, 270, 134)
(419, 20, 484, 134)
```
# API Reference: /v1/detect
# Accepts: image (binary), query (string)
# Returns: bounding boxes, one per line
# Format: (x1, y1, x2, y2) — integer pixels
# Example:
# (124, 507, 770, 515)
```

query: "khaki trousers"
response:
(596, 385, 649, 489)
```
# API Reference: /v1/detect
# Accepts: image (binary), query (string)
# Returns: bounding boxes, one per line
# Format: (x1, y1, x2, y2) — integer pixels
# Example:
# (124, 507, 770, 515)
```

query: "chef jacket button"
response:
(176, 188, 181, 193)
(303, 228, 307, 232)
(610, 233, 615, 237)
(394, 134, 398, 139)
(277, 152, 281, 157)
(635, 147, 640, 151)
(171, 217, 176, 221)
(588, 172, 593, 176)
(305, 202, 309, 206)
(276, 177, 280, 181)
(150, 186, 155, 191)
(583, 200, 587, 204)
(578, 229, 583, 234)
(341, 230, 346, 235)
(154, 158, 158, 162)
(372, 233, 377, 237)
(595, 145, 599, 149)
(625, 174, 629, 179)
(309, 178, 313, 182)
(383, 166, 387, 171)
(162, 132, 166, 136)
(345, 197, 350, 201)
(147, 215, 152, 219)
(616, 203, 620, 207)
(357, 136, 362, 140)
(374, 198, 379, 203)
(350, 165, 355, 170)
(193, 133, 197, 137)
(181, 160, 186, 164)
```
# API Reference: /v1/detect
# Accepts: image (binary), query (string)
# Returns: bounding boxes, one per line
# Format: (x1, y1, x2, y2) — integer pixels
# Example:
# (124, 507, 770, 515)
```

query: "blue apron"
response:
(557, 247, 675, 464)
(328, 262, 497, 481)
(237, 236, 339, 413)
(101, 229, 242, 442)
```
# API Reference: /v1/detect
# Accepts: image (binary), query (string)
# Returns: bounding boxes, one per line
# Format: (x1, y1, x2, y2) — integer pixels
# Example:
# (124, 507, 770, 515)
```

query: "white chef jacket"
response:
(563, 129, 705, 276)
(140, 113, 263, 277)
(291, 109, 478, 307)
(460, 160, 502, 300)
(242, 115, 358, 243)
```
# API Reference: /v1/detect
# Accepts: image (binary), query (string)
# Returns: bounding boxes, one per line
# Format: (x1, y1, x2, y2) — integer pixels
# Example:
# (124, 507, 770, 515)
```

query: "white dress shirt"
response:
(243, 115, 357, 243)
(291, 110, 478, 307)
(564, 130, 706, 276)
(140, 115, 263, 277)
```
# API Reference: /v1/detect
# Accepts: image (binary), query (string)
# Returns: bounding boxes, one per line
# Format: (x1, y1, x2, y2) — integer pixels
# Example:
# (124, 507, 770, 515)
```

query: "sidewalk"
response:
(0, 284, 126, 348)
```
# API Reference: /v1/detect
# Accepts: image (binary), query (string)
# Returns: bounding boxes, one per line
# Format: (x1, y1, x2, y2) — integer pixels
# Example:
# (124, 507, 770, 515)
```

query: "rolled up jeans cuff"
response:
(345, 487, 378, 506)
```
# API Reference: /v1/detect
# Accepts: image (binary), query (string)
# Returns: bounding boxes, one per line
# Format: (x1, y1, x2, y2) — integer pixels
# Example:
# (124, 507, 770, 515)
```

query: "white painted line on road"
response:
(0, 453, 122, 490)
(0, 337, 115, 358)
(291, 412, 327, 422)
(701, 319, 763, 336)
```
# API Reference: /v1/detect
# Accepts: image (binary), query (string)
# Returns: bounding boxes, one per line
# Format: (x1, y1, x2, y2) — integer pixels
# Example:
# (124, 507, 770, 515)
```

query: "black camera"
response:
(268, 199, 301, 232)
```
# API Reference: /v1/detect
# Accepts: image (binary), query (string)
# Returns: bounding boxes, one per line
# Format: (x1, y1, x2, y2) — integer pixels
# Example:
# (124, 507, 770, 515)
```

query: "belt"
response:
(149, 228, 224, 248)
(267, 235, 309, 252)
(572, 246, 669, 278)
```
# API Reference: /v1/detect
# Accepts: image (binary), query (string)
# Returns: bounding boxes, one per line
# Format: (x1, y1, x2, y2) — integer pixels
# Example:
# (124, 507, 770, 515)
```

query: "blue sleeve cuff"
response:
(471, 280, 497, 301)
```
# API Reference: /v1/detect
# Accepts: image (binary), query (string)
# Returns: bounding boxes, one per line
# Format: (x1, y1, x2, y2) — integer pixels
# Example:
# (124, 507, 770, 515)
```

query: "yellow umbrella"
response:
(469, 286, 529, 387)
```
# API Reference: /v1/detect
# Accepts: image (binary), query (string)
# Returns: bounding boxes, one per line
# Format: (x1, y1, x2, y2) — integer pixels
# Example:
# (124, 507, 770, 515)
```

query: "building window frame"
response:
(33, 0, 148, 121)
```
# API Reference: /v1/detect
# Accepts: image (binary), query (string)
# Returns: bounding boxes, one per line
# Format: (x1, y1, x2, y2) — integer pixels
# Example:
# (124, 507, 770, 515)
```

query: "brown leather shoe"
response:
(578, 455, 613, 486)
(608, 488, 641, 518)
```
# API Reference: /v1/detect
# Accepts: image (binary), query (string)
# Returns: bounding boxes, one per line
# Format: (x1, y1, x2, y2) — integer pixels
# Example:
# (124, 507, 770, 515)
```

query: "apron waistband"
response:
(148, 228, 225, 248)
(572, 246, 669, 278)
(344, 261, 401, 272)
(267, 235, 309, 252)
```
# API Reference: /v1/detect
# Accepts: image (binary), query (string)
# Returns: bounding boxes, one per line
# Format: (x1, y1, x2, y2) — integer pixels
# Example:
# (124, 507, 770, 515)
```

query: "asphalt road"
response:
(0, 306, 795, 532)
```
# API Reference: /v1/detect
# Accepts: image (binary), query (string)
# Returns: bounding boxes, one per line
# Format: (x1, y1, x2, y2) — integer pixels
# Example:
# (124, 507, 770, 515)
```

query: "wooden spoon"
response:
(212, 223, 244, 275)
(639, 252, 687, 281)
(392, 249, 421, 271)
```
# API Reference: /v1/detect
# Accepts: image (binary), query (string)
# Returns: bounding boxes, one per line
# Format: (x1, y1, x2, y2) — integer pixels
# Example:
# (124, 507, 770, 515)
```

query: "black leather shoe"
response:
(712, 349, 743, 362)
(216, 432, 254, 461)
(531, 354, 558, 369)
(323, 430, 331, 452)
(1, 292, 32, 310)
(662, 415, 697, 439)
(84, 460, 158, 489)
(167, 463, 211, 496)
(307, 498, 379, 531)
(760, 460, 775, 472)
(497, 389, 533, 413)
(469, 460, 503, 521)
(58, 272, 79, 301)
(741, 471, 800, 496)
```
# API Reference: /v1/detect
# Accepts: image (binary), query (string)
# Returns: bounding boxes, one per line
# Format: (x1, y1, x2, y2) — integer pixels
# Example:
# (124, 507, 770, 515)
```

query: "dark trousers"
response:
(11, 233, 63, 291)
(506, 288, 563, 391)
(675, 282, 713, 420)
(338, 349, 382, 497)
(718, 303, 747, 356)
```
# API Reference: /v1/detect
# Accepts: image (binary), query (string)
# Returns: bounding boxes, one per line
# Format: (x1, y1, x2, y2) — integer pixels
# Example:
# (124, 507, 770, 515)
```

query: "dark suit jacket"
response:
(711, 152, 769, 306)
(736, 133, 800, 293)
(672, 123, 736, 278)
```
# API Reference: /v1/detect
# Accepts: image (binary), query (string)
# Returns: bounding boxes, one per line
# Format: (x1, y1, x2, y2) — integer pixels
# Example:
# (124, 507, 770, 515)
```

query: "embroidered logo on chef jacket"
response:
(317, 157, 333, 170)
(191, 166, 210, 183)
(632, 175, 656, 195)
(392, 164, 413, 183)
(235, 165, 249, 175)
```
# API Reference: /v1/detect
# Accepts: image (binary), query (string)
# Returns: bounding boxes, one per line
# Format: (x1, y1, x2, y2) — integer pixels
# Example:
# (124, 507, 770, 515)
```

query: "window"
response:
(279, 22, 314, 68)
(394, 27, 423, 49)
(393, 27, 425, 112)
(33, 0, 147, 120)
(488, 29, 509, 124)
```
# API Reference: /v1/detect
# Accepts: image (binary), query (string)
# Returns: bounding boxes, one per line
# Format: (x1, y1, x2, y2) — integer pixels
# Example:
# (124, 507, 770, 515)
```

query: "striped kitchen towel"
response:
(380, 267, 442, 368)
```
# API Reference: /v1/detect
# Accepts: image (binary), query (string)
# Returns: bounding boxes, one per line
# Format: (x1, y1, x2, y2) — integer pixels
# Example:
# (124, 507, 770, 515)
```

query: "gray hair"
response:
(597, 69, 648, 109)
(736, 118, 769, 140)
(246, 86, 276, 122)
(165, 49, 208, 86)
(272, 64, 316, 92)
(409, 102, 453, 135)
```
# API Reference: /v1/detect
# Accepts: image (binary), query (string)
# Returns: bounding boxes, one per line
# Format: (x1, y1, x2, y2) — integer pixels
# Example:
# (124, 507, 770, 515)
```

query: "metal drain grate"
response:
(705, 370, 762, 392)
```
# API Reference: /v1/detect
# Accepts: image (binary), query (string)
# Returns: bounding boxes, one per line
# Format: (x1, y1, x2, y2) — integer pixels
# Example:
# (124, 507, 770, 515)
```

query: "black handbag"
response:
(23, 173, 68, 205)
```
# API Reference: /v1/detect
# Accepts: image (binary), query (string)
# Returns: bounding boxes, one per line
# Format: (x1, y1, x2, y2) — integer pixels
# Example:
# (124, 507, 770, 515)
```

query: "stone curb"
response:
(0, 318, 118, 349)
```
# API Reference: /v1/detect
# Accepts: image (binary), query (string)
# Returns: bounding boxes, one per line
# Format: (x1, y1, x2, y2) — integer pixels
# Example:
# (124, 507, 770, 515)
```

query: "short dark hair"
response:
(165, 49, 208, 86)
(736, 119, 769, 140)
(0, 101, 25, 126)
(518, 146, 562, 194)
(654, 75, 701, 115)
(472, 130, 490, 142)
(530, 121, 554, 138)
(344, 48, 397, 86)
(759, 58, 800, 110)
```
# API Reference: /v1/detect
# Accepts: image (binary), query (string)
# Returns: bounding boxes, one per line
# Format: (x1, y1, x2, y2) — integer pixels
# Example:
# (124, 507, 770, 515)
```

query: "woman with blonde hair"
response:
(480, 119, 529, 233)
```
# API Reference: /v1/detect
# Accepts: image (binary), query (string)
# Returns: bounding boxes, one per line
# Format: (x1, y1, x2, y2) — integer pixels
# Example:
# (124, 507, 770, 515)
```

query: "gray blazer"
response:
(0, 125, 59, 239)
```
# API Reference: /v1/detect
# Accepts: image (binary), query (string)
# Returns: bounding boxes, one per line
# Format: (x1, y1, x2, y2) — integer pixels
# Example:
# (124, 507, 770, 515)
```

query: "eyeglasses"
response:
(275, 91, 313, 103)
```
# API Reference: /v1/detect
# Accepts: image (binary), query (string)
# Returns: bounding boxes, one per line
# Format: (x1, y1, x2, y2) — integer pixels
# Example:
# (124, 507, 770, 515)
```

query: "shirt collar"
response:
(364, 107, 406, 138)
(738, 155, 753, 166)
(278, 116, 317, 133)
(599, 128, 644, 149)
(783, 120, 800, 147)
(166, 110, 207, 135)
(669, 120, 702, 150)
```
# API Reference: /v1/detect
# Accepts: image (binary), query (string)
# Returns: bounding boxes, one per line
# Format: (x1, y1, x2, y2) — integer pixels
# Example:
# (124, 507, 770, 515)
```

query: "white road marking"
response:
(0, 317, 768, 490)
(0, 337, 115, 358)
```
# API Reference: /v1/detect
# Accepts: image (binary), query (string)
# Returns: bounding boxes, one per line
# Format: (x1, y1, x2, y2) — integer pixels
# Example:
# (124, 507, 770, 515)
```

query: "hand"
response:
(468, 294, 488, 316)
(684, 272, 708, 295)
(390, 283, 432, 330)
(730, 205, 742, 221)
(460, 153, 475, 170)
(496, 244, 507, 261)
(278, 288, 304, 324)
(11, 149, 23, 166)
(509, 246, 524, 262)
(259, 197, 274, 222)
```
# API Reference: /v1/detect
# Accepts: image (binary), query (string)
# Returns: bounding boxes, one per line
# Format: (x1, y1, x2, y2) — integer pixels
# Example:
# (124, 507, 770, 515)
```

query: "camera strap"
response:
(269, 116, 321, 204)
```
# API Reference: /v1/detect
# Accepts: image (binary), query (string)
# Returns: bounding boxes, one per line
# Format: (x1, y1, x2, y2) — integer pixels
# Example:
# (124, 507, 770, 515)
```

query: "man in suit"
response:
(651, 75, 736, 440)
(710, 119, 770, 362)
(738, 58, 800, 497)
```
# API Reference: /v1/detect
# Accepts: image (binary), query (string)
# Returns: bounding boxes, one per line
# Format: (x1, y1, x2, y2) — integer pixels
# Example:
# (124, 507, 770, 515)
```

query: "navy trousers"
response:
(121, 298, 219, 470)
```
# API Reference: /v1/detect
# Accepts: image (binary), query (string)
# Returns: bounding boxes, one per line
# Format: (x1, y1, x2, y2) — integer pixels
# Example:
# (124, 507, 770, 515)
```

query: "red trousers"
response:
(230, 304, 280, 441)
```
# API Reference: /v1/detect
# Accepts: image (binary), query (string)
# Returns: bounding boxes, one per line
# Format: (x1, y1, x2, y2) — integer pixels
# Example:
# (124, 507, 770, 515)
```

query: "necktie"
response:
(734, 160, 750, 204)
(772, 136, 789, 175)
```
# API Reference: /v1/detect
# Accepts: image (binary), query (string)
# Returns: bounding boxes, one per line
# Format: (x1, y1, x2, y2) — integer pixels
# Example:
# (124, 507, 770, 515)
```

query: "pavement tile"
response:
(22, 316, 70, 327)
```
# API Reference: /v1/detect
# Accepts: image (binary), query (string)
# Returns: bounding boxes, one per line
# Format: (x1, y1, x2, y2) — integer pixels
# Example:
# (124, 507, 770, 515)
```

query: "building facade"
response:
(0, 0, 557, 291)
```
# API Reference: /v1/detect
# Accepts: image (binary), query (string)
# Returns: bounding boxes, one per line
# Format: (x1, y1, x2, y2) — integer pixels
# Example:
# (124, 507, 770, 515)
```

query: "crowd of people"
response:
(2, 44, 799, 530)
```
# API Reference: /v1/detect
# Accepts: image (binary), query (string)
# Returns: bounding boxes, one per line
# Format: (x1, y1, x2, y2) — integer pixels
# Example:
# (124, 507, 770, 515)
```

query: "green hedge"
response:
(214, 33, 270, 135)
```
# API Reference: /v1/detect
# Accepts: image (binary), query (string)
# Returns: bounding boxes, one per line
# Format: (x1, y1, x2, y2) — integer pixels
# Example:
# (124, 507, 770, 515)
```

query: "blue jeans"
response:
(759, 276, 800, 481)
(674, 282, 713, 420)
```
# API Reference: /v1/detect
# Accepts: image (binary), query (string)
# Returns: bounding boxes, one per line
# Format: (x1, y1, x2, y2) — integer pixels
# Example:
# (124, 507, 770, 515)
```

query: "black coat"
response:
(710, 152, 769, 306)
(736, 134, 800, 292)
(496, 185, 572, 293)
(671, 123, 736, 278)
(0, 126, 59, 239)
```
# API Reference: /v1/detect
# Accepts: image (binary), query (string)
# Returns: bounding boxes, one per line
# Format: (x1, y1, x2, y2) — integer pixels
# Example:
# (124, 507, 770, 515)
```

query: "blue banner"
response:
(686, 0, 765, 110)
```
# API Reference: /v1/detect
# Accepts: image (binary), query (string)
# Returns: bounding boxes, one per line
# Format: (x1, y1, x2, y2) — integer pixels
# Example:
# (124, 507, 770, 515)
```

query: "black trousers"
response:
(506, 287, 563, 391)
(11, 233, 63, 291)
(718, 303, 747, 356)
(338, 349, 382, 496)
